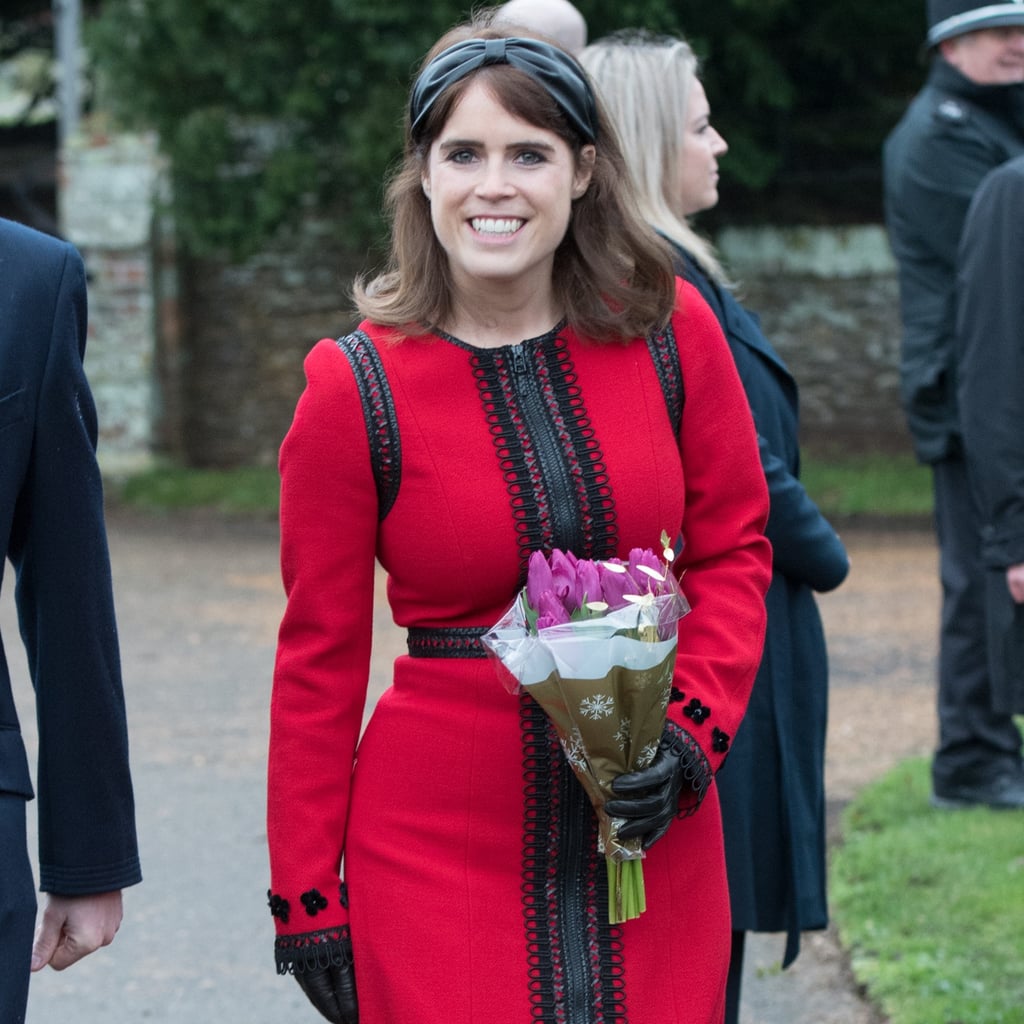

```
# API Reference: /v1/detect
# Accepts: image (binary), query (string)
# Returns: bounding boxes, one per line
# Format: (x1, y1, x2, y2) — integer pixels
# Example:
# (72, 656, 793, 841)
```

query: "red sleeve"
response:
(666, 280, 771, 799)
(267, 336, 379, 941)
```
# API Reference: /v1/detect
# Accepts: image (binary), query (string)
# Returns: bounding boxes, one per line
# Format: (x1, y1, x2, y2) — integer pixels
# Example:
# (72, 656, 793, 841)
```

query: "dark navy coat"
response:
(672, 243, 849, 967)
(0, 218, 141, 896)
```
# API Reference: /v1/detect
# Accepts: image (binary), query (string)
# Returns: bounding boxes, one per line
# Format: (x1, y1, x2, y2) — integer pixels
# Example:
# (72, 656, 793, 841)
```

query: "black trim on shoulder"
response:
(646, 322, 684, 436)
(335, 331, 401, 520)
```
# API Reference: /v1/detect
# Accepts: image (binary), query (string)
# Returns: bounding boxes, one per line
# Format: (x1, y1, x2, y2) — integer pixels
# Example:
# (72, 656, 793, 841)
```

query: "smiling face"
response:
(675, 77, 728, 217)
(421, 79, 594, 305)
(940, 26, 1024, 85)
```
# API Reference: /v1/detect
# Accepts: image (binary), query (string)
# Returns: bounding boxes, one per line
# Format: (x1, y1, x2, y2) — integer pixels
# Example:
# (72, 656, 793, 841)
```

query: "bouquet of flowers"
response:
(482, 533, 689, 924)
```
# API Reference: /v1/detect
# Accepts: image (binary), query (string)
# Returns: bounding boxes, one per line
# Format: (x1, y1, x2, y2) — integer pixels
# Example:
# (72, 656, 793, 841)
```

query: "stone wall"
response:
(718, 225, 913, 458)
(58, 132, 914, 469)
(180, 215, 361, 467)
(180, 223, 913, 467)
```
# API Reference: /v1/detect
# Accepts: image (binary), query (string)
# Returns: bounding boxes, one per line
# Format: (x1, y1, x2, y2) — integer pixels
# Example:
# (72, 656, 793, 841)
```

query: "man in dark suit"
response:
(0, 216, 141, 1021)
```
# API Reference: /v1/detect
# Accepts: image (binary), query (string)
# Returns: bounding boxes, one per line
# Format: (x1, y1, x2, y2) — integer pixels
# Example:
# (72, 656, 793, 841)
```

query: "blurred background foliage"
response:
(82, 0, 927, 260)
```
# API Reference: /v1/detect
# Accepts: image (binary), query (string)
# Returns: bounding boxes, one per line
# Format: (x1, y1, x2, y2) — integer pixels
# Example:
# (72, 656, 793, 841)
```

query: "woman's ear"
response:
(422, 177, 431, 200)
(572, 145, 596, 199)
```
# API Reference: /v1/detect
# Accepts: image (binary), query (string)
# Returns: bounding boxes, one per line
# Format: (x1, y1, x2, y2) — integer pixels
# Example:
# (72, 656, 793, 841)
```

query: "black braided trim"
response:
(664, 718, 712, 817)
(470, 332, 617, 582)
(645, 322, 683, 436)
(407, 625, 488, 658)
(520, 697, 627, 1023)
(275, 924, 353, 976)
(335, 331, 401, 520)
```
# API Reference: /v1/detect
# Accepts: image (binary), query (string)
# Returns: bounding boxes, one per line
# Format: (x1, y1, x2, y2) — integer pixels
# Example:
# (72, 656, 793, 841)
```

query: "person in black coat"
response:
(580, 32, 850, 1024)
(883, 0, 1024, 809)
(0, 216, 141, 1021)
(956, 154, 1024, 716)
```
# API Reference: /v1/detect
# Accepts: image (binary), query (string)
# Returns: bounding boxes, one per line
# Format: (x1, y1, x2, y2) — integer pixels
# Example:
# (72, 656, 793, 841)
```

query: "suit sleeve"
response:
(8, 239, 141, 894)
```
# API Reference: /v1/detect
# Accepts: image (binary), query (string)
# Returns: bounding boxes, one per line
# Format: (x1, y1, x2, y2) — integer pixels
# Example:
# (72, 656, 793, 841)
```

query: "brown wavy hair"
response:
(352, 18, 676, 342)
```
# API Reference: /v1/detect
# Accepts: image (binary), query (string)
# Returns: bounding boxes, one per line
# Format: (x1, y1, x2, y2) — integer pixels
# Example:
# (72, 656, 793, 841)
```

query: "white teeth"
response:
(472, 217, 523, 235)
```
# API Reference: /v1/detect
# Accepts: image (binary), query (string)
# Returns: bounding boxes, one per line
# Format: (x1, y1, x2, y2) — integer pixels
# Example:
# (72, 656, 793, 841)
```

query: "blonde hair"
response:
(579, 31, 730, 285)
(353, 19, 676, 341)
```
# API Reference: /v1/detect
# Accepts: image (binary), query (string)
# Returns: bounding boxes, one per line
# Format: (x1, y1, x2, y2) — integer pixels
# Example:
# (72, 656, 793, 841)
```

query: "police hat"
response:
(927, 0, 1024, 47)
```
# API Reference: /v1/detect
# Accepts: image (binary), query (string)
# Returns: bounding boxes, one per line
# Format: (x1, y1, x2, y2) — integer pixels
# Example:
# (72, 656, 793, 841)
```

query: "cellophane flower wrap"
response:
(482, 535, 690, 924)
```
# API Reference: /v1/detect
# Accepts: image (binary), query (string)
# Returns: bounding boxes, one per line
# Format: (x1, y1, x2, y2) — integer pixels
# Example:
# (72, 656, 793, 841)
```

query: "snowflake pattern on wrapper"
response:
(580, 694, 615, 720)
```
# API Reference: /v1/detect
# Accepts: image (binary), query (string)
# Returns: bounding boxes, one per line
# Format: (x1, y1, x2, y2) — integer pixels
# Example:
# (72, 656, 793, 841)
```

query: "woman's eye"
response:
(448, 149, 476, 164)
(516, 150, 546, 166)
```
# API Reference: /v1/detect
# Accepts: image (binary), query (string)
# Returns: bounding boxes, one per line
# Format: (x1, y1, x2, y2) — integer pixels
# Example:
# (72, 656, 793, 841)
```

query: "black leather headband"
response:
(409, 36, 599, 144)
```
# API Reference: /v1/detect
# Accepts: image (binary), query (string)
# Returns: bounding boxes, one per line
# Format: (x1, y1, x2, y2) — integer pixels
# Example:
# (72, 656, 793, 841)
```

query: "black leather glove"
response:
(605, 731, 685, 850)
(295, 960, 358, 1024)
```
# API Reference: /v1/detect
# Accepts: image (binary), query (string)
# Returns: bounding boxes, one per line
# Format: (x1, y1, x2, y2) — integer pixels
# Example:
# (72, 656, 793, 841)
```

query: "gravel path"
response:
(5, 513, 939, 1022)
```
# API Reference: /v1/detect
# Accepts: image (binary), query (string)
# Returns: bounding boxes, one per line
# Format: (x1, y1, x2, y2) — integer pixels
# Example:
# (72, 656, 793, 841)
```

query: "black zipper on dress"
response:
(558, 752, 598, 1023)
(507, 342, 583, 554)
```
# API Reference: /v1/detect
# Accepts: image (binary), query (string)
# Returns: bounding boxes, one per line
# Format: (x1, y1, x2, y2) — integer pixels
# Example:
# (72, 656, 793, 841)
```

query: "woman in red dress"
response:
(267, 17, 772, 1024)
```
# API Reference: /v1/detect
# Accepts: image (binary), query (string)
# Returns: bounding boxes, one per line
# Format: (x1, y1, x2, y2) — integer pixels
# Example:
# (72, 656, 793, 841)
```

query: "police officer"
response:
(883, 0, 1024, 809)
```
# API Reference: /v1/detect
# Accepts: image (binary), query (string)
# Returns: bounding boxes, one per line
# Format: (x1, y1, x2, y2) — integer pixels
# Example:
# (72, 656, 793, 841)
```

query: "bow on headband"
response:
(409, 36, 599, 144)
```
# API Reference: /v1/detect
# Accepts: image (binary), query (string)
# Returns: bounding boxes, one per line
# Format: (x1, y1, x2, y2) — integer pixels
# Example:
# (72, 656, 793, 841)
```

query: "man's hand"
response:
(31, 891, 124, 972)
(1007, 563, 1024, 604)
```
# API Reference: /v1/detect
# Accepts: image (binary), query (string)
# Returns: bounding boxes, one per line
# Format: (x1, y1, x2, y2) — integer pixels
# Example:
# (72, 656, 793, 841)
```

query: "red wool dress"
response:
(267, 279, 771, 1024)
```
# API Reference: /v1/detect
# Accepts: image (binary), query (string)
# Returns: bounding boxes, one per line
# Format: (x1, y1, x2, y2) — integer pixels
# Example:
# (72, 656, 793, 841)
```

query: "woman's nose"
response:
(475, 158, 516, 197)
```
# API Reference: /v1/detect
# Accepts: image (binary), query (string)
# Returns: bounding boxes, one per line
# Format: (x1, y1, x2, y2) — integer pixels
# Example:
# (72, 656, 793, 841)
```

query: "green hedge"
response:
(87, 0, 926, 260)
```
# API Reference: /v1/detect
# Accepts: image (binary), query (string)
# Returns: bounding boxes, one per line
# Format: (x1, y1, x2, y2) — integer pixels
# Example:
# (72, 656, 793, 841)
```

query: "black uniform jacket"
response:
(883, 58, 1024, 463)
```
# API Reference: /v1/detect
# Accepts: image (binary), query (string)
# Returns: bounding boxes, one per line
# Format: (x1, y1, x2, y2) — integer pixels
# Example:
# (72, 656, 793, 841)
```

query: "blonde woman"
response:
(582, 31, 850, 1024)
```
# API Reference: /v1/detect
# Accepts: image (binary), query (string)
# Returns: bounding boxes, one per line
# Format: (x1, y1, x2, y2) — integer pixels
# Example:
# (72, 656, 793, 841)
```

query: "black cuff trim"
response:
(664, 719, 712, 817)
(274, 925, 353, 976)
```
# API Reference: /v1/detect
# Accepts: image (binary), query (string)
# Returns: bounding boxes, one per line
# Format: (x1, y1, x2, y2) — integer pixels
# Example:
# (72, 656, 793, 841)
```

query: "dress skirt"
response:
(346, 654, 732, 1024)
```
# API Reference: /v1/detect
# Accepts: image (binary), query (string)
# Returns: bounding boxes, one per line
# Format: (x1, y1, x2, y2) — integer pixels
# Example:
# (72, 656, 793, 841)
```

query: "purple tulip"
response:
(526, 550, 554, 611)
(575, 559, 603, 609)
(627, 548, 668, 594)
(548, 549, 577, 612)
(535, 589, 571, 628)
(597, 559, 641, 610)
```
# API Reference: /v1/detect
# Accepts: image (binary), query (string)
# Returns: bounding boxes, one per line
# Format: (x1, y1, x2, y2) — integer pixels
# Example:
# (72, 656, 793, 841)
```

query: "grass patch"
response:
(109, 453, 932, 521)
(801, 451, 932, 519)
(111, 464, 279, 517)
(830, 758, 1024, 1024)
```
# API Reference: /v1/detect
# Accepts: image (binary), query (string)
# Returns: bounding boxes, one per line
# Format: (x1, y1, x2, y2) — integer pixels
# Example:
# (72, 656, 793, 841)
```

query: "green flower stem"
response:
(607, 857, 647, 924)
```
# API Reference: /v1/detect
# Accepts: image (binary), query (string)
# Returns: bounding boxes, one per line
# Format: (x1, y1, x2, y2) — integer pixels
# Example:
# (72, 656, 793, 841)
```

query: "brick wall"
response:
(59, 132, 166, 475)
